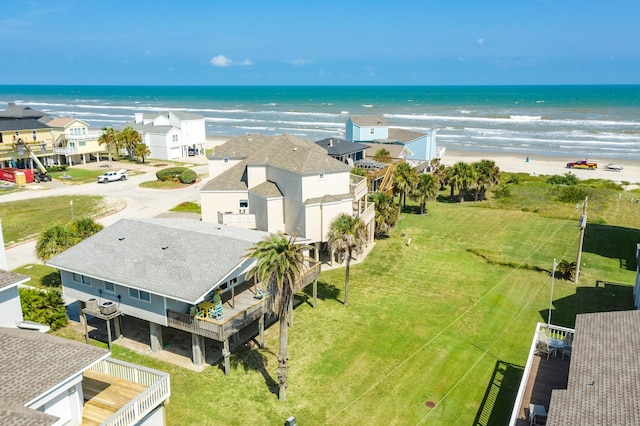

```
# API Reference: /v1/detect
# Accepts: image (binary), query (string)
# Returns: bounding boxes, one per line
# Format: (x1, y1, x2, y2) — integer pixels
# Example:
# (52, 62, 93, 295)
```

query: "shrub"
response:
(546, 172, 578, 185)
(46, 165, 67, 172)
(557, 186, 590, 204)
(494, 185, 512, 200)
(19, 287, 68, 330)
(156, 167, 197, 184)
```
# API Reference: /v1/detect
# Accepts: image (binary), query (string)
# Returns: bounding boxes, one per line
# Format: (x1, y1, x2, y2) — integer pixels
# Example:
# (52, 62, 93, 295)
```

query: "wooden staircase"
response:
(379, 164, 396, 195)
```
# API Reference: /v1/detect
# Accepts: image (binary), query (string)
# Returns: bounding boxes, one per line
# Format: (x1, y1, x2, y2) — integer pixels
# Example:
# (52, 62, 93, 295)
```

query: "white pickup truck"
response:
(97, 169, 128, 183)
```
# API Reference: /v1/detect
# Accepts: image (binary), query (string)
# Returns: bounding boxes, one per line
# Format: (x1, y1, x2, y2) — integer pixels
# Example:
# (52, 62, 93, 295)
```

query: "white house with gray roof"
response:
(201, 134, 375, 255)
(0, 269, 29, 327)
(47, 217, 321, 372)
(127, 111, 205, 160)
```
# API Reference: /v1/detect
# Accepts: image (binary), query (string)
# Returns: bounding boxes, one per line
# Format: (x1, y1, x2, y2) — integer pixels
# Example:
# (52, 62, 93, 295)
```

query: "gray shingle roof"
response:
(315, 137, 369, 156)
(251, 181, 283, 198)
(0, 328, 109, 425)
(46, 218, 269, 303)
(350, 116, 387, 126)
(0, 270, 30, 290)
(201, 161, 249, 191)
(387, 128, 425, 143)
(547, 310, 640, 425)
(0, 118, 51, 132)
(0, 103, 48, 119)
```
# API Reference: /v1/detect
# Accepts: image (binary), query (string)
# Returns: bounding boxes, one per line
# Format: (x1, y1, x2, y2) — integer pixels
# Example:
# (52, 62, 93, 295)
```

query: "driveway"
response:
(2, 158, 210, 269)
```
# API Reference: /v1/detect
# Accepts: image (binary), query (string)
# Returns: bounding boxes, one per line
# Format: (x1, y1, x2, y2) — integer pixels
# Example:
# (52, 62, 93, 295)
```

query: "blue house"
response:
(345, 115, 437, 162)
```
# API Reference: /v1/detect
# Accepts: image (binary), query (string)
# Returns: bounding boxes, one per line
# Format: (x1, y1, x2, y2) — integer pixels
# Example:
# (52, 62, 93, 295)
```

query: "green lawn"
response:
(0, 195, 118, 246)
(42, 185, 638, 425)
(49, 168, 104, 183)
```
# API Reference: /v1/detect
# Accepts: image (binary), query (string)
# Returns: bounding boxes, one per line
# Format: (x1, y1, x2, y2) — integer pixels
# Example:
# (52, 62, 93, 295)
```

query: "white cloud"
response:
(477, 38, 485, 47)
(286, 58, 313, 66)
(210, 54, 253, 67)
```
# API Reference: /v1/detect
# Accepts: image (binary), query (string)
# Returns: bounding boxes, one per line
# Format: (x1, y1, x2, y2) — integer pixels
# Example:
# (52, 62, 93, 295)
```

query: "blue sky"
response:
(2, 0, 639, 85)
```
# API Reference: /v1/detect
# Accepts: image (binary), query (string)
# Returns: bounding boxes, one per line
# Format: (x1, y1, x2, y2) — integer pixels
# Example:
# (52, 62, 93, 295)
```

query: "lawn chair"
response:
(208, 303, 224, 320)
(536, 340, 555, 360)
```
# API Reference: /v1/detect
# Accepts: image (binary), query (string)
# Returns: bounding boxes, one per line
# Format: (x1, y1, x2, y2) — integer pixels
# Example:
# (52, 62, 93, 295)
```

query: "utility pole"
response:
(574, 196, 588, 283)
(548, 258, 557, 325)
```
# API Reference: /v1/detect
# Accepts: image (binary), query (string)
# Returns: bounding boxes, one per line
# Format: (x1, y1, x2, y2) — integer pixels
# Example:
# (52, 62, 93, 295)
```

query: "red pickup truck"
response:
(566, 160, 597, 170)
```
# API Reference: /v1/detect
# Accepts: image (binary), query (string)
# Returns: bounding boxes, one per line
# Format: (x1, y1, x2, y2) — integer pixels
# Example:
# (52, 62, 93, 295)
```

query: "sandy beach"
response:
(207, 136, 639, 186)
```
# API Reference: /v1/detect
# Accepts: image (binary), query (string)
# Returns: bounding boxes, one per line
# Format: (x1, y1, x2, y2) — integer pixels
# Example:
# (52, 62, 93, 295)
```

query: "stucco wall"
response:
(0, 285, 23, 326)
(201, 190, 250, 223)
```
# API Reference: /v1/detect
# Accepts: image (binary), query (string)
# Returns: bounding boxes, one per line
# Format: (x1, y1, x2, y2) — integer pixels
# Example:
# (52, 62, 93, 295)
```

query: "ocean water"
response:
(1, 85, 639, 160)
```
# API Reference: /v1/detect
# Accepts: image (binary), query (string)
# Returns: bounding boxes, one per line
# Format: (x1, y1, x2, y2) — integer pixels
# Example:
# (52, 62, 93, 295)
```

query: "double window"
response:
(73, 273, 92, 286)
(129, 288, 151, 302)
(104, 281, 115, 293)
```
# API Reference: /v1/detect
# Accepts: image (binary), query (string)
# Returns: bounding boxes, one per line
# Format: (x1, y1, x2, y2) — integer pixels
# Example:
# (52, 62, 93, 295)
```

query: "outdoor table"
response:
(547, 338, 567, 349)
(198, 301, 215, 317)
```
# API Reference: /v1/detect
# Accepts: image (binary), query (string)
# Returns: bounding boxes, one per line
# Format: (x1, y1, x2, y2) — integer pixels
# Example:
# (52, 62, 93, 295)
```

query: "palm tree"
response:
(370, 192, 399, 237)
(119, 126, 142, 160)
(557, 259, 577, 280)
(449, 161, 475, 203)
(327, 214, 367, 306)
(375, 147, 390, 158)
(473, 160, 501, 201)
(69, 217, 103, 242)
(410, 173, 438, 214)
(245, 233, 309, 401)
(393, 162, 416, 210)
(36, 224, 74, 261)
(98, 127, 119, 162)
(135, 143, 151, 163)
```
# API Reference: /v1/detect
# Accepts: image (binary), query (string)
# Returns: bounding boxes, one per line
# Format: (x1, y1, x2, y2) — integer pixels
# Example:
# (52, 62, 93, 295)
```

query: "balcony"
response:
(358, 201, 375, 225)
(54, 146, 78, 155)
(82, 358, 170, 426)
(509, 323, 574, 426)
(166, 261, 321, 341)
(217, 211, 256, 229)
(68, 131, 103, 142)
(350, 173, 368, 201)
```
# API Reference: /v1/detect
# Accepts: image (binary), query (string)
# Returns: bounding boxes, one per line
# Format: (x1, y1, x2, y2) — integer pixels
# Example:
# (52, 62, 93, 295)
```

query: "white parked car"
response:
(97, 169, 128, 183)
(604, 163, 624, 171)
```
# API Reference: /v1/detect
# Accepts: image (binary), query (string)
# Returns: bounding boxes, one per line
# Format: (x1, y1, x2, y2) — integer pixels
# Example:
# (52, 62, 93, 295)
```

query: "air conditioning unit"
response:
(100, 301, 117, 315)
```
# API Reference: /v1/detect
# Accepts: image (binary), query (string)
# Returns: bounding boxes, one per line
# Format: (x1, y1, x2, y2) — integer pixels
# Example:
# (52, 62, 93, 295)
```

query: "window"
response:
(72, 273, 81, 282)
(223, 158, 229, 164)
(104, 281, 115, 293)
(82, 275, 91, 286)
(370, 128, 375, 135)
(129, 288, 151, 302)
(172, 135, 179, 143)
(319, 173, 325, 180)
(239, 199, 249, 210)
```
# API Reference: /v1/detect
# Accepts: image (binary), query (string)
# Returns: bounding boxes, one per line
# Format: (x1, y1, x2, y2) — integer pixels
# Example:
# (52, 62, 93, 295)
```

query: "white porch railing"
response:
(350, 173, 368, 201)
(89, 358, 170, 426)
(508, 322, 575, 426)
(218, 211, 256, 228)
(68, 131, 103, 142)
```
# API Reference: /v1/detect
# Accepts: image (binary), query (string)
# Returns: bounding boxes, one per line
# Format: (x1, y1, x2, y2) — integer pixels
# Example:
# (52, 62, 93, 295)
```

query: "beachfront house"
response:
(0, 327, 170, 426)
(345, 115, 437, 164)
(127, 111, 206, 160)
(0, 102, 55, 169)
(48, 117, 105, 165)
(47, 218, 322, 372)
(0, 269, 29, 327)
(200, 134, 375, 257)
(314, 137, 369, 165)
(509, 309, 640, 425)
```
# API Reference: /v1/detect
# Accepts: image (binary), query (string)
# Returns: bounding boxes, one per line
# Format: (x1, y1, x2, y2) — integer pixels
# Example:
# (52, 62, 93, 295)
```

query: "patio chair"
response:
(536, 341, 555, 360)
(209, 303, 224, 320)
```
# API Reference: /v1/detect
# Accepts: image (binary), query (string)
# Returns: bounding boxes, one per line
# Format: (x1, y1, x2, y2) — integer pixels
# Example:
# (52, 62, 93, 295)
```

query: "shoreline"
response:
(206, 135, 640, 185)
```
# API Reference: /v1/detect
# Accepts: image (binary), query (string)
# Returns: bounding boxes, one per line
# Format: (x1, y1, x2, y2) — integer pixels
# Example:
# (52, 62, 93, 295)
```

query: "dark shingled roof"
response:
(315, 137, 369, 156)
(47, 218, 269, 303)
(0, 118, 51, 132)
(0, 270, 30, 290)
(546, 310, 640, 425)
(0, 103, 48, 119)
(0, 328, 109, 425)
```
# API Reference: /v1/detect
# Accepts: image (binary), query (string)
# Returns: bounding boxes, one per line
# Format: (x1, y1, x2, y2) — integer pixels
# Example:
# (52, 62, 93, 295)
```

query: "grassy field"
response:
(39, 179, 639, 425)
(4, 174, 630, 424)
(49, 168, 104, 183)
(0, 195, 119, 246)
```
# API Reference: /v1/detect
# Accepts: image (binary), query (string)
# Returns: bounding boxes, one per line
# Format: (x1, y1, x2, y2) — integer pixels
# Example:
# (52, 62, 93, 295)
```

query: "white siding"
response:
(301, 171, 350, 201)
(201, 190, 249, 223)
(0, 286, 23, 326)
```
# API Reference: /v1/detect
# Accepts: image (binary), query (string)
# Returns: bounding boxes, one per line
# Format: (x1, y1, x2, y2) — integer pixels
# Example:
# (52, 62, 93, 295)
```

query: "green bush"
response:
(494, 185, 512, 200)
(46, 165, 67, 172)
(546, 172, 578, 185)
(557, 186, 591, 204)
(156, 167, 197, 184)
(19, 287, 68, 330)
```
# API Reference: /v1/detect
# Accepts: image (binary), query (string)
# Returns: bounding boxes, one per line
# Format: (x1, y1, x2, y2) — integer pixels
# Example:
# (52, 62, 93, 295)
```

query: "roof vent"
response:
(328, 139, 333, 147)
(293, 147, 298, 151)
(118, 237, 125, 241)
(162, 246, 169, 250)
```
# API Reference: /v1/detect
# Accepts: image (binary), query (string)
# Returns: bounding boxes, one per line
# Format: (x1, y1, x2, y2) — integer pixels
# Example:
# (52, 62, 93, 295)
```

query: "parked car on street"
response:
(97, 169, 128, 183)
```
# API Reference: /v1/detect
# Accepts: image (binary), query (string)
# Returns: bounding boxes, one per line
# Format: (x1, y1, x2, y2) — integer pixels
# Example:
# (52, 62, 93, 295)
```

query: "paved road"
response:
(2, 161, 210, 270)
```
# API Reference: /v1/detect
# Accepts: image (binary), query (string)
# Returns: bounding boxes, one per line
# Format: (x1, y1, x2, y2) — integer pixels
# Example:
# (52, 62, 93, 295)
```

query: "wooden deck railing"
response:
(88, 358, 170, 426)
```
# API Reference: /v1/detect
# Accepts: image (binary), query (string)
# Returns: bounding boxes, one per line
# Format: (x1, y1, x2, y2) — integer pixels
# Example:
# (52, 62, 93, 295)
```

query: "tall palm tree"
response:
(370, 192, 399, 237)
(135, 143, 151, 163)
(327, 214, 367, 306)
(473, 160, 501, 201)
(245, 233, 309, 401)
(557, 259, 577, 280)
(36, 224, 74, 261)
(69, 217, 104, 242)
(98, 127, 119, 162)
(410, 173, 438, 214)
(119, 126, 142, 160)
(393, 162, 416, 210)
(449, 161, 475, 203)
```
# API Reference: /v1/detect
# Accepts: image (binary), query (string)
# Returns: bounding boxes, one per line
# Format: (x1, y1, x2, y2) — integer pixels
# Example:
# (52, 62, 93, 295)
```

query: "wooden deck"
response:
(514, 353, 570, 425)
(82, 370, 147, 426)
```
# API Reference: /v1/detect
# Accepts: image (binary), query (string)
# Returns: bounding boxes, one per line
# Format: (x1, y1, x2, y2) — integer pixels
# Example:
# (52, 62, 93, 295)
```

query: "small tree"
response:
(35, 224, 74, 261)
(410, 173, 438, 214)
(370, 192, 399, 237)
(19, 287, 68, 330)
(135, 143, 151, 163)
(327, 214, 367, 306)
(557, 259, 577, 280)
(119, 126, 142, 160)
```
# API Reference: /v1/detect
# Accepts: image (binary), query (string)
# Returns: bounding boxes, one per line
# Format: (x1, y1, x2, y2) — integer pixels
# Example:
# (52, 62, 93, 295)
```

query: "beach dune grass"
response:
(43, 195, 637, 425)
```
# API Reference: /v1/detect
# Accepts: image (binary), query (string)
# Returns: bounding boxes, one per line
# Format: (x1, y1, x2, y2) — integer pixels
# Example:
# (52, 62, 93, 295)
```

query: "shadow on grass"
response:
(583, 223, 640, 271)
(230, 344, 279, 396)
(41, 271, 62, 288)
(301, 280, 340, 306)
(473, 360, 524, 426)
(541, 281, 635, 329)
